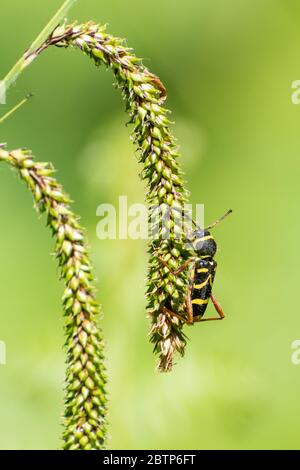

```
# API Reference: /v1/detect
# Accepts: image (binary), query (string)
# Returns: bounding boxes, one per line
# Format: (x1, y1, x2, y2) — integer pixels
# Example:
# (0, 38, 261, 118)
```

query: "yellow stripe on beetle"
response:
(194, 276, 211, 289)
(191, 298, 209, 305)
(197, 268, 209, 273)
(195, 235, 214, 243)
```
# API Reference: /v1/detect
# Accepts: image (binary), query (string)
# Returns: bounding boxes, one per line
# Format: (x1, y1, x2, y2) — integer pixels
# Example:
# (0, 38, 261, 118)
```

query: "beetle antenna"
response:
(0, 93, 34, 124)
(205, 209, 232, 230)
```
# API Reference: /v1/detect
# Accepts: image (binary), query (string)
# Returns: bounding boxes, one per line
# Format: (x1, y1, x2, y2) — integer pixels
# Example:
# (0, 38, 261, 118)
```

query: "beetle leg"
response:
(210, 293, 225, 319)
(161, 306, 189, 324)
(162, 282, 194, 325)
(186, 282, 194, 324)
(159, 257, 195, 276)
(194, 293, 225, 322)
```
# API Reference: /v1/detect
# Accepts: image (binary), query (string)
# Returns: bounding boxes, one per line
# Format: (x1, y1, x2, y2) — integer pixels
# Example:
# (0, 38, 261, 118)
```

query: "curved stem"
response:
(1, 0, 78, 96)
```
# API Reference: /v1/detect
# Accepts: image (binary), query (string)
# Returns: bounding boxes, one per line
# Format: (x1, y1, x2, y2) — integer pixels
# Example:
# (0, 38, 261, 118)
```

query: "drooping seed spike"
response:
(0, 146, 108, 450)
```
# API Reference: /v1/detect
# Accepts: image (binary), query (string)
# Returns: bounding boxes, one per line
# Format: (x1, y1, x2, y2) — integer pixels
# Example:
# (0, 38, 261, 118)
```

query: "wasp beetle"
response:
(161, 209, 232, 325)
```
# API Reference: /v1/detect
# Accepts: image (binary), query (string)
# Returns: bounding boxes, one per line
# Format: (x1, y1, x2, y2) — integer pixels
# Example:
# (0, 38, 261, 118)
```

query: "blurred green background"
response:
(0, 0, 300, 450)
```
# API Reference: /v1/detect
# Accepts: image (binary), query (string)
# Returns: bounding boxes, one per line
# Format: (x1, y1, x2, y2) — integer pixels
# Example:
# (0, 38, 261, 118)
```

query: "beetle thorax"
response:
(193, 229, 217, 258)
